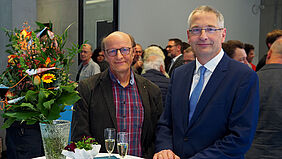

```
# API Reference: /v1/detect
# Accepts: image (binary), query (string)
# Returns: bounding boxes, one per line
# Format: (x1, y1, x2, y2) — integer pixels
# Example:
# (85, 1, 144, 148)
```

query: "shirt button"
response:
(184, 137, 189, 141)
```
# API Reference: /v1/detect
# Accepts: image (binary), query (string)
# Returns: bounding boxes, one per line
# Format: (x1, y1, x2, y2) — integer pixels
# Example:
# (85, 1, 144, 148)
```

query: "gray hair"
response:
(143, 46, 165, 61)
(187, 5, 224, 28)
(143, 53, 165, 72)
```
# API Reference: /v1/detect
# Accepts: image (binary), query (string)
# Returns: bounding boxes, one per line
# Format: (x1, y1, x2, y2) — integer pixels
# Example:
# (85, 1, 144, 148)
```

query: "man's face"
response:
(183, 51, 195, 64)
(166, 41, 179, 58)
(80, 44, 92, 62)
(134, 44, 143, 62)
(233, 48, 248, 65)
(135, 45, 143, 57)
(97, 51, 105, 62)
(187, 12, 226, 61)
(246, 49, 255, 63)
(104, 33, 134, 76)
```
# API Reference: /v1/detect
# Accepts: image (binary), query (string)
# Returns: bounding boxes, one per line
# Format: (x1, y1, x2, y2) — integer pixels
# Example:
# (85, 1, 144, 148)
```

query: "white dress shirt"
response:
(189, 49, 225, 99)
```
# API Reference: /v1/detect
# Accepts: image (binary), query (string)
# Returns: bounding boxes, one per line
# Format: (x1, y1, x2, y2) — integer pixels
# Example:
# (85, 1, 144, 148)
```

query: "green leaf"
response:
(43, 99, 55, 109)
(1, 118, 16, 129)
(45, 105, 61, 121)
(20, 103, 36, 110)
(25, 90, 38, 103)
(3, 111, 40, 120)
(56, 92, 80, 106)
(26, 119, 37, 125)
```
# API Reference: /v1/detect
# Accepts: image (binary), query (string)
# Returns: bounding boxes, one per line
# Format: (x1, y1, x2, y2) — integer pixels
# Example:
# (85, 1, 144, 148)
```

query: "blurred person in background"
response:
(244, 43, 256, 71)
(222, 40, 249, 65)
(92, 48, 109, 72)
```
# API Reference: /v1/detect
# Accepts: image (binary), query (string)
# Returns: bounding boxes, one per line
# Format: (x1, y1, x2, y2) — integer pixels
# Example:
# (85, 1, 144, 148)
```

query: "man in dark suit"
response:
(166, 38, 184, 76)
(71, 31, 163, 158)
(246, 38, 282, 159)
(154, 6, 259, 159)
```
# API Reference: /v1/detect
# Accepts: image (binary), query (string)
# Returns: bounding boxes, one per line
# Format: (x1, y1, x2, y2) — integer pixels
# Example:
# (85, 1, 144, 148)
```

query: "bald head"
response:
(101, 31, 135, 51)
(270, 38, 282, 55)
(266, 39, 282, 64)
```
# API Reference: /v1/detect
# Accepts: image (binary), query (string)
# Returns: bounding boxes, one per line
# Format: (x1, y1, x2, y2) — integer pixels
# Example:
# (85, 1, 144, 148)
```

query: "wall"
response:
(259, 0, 282, 58)
(37, 0, 78, 80)
(119, 0, 261, 64)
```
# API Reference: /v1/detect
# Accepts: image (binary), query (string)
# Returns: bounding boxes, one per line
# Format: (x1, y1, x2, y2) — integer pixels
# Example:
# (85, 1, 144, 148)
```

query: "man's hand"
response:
(153, 150, 180, 159)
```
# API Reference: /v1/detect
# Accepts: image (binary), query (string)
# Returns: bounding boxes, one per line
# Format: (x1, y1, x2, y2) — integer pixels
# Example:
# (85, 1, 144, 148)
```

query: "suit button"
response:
(184, 137, 189, 141)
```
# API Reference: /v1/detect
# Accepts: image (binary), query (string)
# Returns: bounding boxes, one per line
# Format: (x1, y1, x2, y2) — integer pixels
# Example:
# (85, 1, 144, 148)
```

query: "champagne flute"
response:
(117, 132, 128, 159)
(104, 128, 116, 158)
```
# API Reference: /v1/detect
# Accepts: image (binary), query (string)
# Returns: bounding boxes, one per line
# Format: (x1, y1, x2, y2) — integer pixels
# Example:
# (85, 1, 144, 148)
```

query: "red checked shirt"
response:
(109, 70, 144, 157)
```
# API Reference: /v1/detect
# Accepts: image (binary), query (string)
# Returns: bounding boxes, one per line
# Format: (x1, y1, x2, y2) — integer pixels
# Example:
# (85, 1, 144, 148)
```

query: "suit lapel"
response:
(181, 62, 196, 131)
(188, 55, 229, 129)
(100, 71, 118, 129)
(169, 55, 183, 75)
(134, 74, 150, 145)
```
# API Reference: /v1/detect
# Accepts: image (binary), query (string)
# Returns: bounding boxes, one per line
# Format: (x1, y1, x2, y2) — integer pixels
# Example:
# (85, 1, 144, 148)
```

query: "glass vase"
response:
(40, 120, 70, 159)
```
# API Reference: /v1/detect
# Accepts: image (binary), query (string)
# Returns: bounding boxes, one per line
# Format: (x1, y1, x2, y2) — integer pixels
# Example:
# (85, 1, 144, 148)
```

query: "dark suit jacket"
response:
(142, 69, 170, 107)
(71, 69, 163, 158)
(168, 54, 184, 76)
(155, 54, 259, 159)
(246, 64, 282, 159)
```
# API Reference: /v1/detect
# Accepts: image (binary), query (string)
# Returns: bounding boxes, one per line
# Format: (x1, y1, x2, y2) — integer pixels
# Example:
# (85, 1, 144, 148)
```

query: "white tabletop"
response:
(34, 153, 143, 159)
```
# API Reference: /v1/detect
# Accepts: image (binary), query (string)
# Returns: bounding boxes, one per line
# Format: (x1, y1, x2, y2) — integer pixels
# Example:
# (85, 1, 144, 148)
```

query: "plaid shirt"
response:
(109, 70, 144, 157)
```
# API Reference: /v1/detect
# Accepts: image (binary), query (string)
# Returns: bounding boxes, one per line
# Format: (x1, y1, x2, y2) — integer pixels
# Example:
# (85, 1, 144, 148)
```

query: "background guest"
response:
(246, 38, 282, 159)
(166, 38, 184, 76)
(256, 29, 282, 71)
(244, 43, 256, 71)
(92, 48, 109, 72)
(76, 44, 100, 82)
(183, 46, 195, 64)
(142, 46, 169, 106)
(222, 40, 249, 65)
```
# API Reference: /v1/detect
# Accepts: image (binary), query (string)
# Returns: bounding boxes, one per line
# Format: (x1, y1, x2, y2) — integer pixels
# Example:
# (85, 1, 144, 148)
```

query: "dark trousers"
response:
(6, 126, 44, 159)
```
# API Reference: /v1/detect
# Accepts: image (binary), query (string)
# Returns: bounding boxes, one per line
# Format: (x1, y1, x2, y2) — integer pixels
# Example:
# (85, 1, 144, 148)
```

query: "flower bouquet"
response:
(62, 136, 101, 159)
(0, 22, 81, 159)
(0, 22, 80, 127)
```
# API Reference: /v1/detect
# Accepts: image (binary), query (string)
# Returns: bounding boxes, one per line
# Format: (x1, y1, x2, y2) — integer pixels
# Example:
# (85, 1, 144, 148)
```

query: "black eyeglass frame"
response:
(105, 47, 132, 57)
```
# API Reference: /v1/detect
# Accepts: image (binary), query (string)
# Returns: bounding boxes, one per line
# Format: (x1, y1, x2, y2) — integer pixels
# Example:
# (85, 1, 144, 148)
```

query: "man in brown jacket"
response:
(71, 31, 163, 158)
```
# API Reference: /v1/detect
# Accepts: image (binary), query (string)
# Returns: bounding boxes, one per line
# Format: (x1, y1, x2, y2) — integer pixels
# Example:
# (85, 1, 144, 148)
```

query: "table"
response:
(34, 153, 143, 159)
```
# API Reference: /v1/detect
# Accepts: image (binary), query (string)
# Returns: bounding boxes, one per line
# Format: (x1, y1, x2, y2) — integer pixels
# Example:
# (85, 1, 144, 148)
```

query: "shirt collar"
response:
(172, 54, 182, 62)
(195, 49, 224, 74)
(109, 69, 135, 87)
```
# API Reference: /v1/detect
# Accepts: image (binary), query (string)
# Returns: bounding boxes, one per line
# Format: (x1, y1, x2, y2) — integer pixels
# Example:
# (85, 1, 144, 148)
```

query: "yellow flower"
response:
(42, 73, 56, 83)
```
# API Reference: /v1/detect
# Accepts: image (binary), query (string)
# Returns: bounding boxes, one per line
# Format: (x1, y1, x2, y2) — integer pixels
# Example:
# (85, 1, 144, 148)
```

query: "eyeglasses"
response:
(166, 45, 176, 49)
(136, 51, 143, 54)
(105, 47, 132, 57)
(188, 27, 223, 35)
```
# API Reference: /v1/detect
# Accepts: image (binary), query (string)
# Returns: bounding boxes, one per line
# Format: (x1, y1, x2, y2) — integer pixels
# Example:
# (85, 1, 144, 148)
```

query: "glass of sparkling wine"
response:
(117, 132, 129, 159)
(104, 128, 116, 158)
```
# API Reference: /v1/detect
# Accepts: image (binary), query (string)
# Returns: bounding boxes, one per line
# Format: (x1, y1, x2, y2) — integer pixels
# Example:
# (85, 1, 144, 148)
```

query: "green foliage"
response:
(75, 136, 98, 151)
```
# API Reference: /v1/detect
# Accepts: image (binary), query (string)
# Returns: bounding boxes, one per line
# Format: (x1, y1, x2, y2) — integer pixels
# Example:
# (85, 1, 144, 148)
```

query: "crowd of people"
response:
(5, 5, 282, 159)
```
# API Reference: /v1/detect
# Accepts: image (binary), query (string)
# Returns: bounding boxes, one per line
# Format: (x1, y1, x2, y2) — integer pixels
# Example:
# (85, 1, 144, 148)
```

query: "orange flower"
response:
(6, 90, 15, 98)
(41, 73, 56, 83)
(20, 29, 31, 39)
(44, 57, 56, 67)
(8, 55, 18, 64)
(45, 57, 51, 66)
(33, 75, 41, 85)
